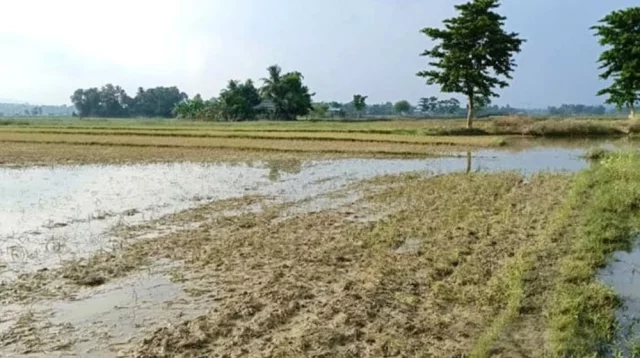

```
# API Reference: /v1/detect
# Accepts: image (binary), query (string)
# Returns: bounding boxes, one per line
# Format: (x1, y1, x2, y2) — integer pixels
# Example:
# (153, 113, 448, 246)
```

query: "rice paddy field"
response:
(1, 117, 640, 357)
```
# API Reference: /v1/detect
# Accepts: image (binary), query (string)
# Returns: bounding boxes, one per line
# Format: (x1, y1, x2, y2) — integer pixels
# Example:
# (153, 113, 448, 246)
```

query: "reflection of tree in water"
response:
(265, 159, 303, 181)
(466, 151, 472, 174)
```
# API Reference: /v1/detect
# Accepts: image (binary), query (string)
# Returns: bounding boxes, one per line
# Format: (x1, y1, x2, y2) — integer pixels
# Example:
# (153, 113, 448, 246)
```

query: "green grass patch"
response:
(548, 151, 640, 356)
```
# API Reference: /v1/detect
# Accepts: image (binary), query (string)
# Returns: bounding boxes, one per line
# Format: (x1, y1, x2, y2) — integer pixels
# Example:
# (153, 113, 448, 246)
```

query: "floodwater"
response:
(0, 261, 202, 357)
(0, 146, 589, 277)
(0, 140, 638, 356)
(599, 244, 640, 352)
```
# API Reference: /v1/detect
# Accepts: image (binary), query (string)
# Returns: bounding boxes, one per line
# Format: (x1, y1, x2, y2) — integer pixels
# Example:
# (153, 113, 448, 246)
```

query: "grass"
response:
(2, 121, 639, 356)
(0, 127, 505, 147)
(0, 132, 504, 164)
(2, 156, 638, 356)
(0, 115, 634, 138)
(0, 142, 363, 167)
(0, 170, 573, 356)
(547, 152, 640, 356)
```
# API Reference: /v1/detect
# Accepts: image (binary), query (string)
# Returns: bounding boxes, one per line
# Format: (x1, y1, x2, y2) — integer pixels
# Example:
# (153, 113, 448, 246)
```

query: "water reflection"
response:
(265, 159, 303, 181)
(0, 147, 590, 278)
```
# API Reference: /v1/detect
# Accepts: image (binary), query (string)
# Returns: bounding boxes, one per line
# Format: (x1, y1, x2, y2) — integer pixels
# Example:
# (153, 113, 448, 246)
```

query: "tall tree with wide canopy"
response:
(417, 0, 524, 128)
(260, 65, 314, 120)
(592, 7, 640, 118)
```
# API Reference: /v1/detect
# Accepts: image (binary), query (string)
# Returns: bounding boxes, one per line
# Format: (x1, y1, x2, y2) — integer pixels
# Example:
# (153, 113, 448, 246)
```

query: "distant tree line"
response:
(69, 65, 314, 121)
(71, 84, 187, 118)
(65, 0, 639, 123)
(305, 96, 619, 120)
(547, 104, 607, 116)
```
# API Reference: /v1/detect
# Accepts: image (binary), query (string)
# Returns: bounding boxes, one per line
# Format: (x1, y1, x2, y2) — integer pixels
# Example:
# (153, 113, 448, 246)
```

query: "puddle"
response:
(599, 245, 640, 352)
(0, 264, 202, 357)
(0, 147, 591, 277)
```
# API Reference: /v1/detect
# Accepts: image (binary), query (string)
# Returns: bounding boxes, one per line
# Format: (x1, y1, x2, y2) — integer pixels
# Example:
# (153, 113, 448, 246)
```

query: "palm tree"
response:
(261, 65, 283, 117)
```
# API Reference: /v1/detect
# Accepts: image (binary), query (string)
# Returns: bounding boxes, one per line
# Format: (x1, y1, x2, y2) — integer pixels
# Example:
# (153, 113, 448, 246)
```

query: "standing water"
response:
(0, 147, 588, 277)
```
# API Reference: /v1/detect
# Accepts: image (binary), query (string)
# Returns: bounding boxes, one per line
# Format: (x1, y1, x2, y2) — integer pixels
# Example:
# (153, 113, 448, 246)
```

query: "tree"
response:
(218, 79, 261, 121)
(99, 84, 130, 117)
(132, 86, 188, 118)
(417, 0, 524, 128)
(260, 65, 314, 120)
(592, 7, 640, 119)
(394, 100, 412, 115)
(418, 96, 439, 113)
(437, 98, 462, 115)
(352, 94, 368, 118)
(71, 88, 101, 117)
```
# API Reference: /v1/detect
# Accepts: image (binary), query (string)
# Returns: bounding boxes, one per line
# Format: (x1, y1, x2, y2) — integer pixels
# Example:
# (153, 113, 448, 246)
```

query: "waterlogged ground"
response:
(0, 148, 587, 278)
(0, 142, 638, 357)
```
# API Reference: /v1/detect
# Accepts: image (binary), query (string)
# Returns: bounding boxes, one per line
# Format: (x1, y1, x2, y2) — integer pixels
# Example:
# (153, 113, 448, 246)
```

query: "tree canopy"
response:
(71, 85, 187, 118)
(394, 100, 412, 115)
(417, 0, 524, 128)
(592, 7, 640, 118)
(260, 65, 314, 120)
(218, 80, 262, 121)
(352, 94, 368, 118)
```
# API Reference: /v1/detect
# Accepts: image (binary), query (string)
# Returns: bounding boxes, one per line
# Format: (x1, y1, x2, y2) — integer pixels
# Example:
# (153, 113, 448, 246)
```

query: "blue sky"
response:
(0, 0, 636, 107)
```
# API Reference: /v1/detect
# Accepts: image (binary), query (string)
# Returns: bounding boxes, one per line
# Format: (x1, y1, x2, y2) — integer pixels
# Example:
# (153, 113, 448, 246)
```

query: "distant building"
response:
(254, 100, 276, 118)
(328, 107, 345, 118)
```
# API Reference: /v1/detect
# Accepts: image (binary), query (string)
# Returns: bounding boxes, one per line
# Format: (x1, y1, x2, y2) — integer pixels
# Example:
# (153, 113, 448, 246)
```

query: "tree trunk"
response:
(630, 105, 636, 119)
(467, 96, 475, 129)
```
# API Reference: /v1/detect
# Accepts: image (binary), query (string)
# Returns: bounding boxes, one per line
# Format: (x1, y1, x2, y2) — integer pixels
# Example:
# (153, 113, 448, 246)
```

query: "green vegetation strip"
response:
(1, 117, 634, 137)
(548, 152, 640, 356)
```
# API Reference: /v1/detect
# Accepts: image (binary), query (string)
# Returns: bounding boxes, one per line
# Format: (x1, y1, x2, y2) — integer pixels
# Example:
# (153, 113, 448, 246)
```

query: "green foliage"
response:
(394, 100, 412, 115)
(71, 85, 187, 118)
(418, 97, 462, 115)
(418, 96, 439, 113)
(352, 94, 368, 117)
(132, 87, 188, 118)
(592, 7, 640, 117)
(260, 65, 314, 120)
(417, 0, 524, 127)
(548, 104, 608, 116)
(218, 80, 262, 121)
(549, 152, 640, 356)
(173, 94, 217, 120)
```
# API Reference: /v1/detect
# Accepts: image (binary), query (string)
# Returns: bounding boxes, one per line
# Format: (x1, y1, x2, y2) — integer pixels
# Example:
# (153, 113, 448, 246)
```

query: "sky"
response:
(0, 0, 636, 107)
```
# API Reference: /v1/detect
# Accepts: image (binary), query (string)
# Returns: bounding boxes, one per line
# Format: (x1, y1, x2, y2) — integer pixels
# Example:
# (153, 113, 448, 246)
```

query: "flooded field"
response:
(0, 147, 587, 278)
(1, 138, 639, 357)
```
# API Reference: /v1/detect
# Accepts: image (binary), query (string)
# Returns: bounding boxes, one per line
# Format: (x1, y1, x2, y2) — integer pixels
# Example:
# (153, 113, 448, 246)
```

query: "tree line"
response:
(71, 85, 187, 118)
(71, 65, 314, 120)
(69, 1, 639, 124)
